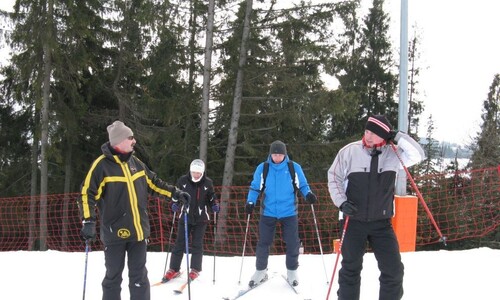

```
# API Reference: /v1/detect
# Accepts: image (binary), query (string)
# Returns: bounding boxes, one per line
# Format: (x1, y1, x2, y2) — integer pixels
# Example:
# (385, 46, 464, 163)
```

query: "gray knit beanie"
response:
(269, 140, 287, 155)
(107, 121, 133, 146)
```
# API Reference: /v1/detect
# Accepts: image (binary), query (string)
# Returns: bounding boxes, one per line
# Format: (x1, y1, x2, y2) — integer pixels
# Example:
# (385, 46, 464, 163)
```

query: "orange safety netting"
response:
(0, 166, 498, 253)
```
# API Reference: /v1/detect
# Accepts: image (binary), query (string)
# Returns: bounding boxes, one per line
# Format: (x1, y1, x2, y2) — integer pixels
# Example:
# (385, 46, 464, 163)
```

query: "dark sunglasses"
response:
(127, 136, 135, 140)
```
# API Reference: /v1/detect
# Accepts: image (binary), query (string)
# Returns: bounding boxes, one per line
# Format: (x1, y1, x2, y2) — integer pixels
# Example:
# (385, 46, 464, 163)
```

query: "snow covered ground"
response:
(1, 247, 498, 299)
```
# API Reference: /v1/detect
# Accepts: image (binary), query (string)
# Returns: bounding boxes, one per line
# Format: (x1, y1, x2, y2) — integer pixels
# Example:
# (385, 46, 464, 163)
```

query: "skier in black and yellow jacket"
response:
(78, 120, 190, 300)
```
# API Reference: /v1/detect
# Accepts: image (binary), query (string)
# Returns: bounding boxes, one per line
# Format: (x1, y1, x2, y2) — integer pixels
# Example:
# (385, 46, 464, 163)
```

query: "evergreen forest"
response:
(0, 0, 498, 198)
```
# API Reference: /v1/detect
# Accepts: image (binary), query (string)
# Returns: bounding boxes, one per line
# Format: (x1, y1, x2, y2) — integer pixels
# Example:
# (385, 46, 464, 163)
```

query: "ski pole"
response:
(162, 211, 177, 276)
(389, 141, 447, 245)
(82, 239, 90, 300)
(238, 213, 251, 284)
(326, 216, 349, 300)
(213, 212, 217, 285)
(157, 197, 164, 252)
(183, 208, 192, 300)
(310, 203, 329, 284)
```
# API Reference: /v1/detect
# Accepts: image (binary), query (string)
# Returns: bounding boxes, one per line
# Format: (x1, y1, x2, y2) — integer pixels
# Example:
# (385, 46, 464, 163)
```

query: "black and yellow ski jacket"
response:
(79, 142, 177, 245)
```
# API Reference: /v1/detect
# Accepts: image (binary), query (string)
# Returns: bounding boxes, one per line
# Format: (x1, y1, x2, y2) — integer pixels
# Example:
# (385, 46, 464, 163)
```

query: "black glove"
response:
(386, 130, 398, 143)
(245, 202, 254, 215)
(81, 220, 96, 241)
(340, 201, 358, 216)
(305, 192, 317, 204)
(173, 190, 191, 205)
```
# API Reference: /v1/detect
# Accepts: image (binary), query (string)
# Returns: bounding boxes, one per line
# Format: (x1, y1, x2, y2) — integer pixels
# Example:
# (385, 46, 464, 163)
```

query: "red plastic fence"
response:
(0, 166, 498, 253)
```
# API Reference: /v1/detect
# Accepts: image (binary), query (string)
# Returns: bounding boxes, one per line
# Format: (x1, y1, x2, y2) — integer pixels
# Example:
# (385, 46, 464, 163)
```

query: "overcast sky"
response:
(305, 0, 500, 144)
(2, 0, 499, 145)
(384, 0, 500, 144)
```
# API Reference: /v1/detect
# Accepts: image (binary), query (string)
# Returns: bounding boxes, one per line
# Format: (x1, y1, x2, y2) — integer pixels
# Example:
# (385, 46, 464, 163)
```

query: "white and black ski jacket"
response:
(327, 132, 425, 221)
(176, 173, 217, 224)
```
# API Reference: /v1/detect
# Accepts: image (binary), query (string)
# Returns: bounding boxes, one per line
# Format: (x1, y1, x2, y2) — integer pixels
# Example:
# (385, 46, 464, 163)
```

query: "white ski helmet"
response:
(189, 159, 205, 182)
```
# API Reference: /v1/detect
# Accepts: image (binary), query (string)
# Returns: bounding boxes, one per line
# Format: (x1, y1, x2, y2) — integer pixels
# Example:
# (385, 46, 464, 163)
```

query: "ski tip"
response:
(173, 290, 182, 294)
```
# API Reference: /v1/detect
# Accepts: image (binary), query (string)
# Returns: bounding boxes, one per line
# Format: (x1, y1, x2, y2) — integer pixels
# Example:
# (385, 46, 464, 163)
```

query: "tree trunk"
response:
(62, 140, 72, 249)
(39, 0, 54, 251)
(199, 0, 215, 162)
(219, 0, 253, 243)
(28, 127, 39, 251)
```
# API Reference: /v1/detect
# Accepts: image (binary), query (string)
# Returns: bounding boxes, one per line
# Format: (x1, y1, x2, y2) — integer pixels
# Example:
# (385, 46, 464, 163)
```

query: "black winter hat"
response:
(365, 115, 392, 140)
(269, 140, 287, 155)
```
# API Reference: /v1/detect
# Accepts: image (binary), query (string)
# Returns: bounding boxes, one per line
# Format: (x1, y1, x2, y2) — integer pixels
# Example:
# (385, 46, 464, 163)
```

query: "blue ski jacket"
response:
(247, 155, 312, 218)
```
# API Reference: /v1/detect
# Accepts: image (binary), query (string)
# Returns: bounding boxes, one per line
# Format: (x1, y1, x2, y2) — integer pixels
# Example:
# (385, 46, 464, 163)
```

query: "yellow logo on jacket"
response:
(117, 228, 131, 238)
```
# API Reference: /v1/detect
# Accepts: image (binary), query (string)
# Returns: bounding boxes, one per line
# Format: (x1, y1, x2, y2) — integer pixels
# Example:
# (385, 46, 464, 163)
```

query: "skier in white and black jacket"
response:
(327, 115, 425, 300)
(163, 159, 219, 282)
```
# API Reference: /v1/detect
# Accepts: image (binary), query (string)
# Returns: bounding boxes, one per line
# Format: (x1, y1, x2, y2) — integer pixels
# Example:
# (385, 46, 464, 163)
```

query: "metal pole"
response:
(162, 211, 177, 276)
(396, 0, 409, 195)
(212, 212, 217, 284)
(82, 240, 90, 300)
(325, 216, 350, 300)
(238, 214, 252, 284)
(183, 210, 192, 299)
(310, 204, 329, 284)
(390, 142, 447, 245)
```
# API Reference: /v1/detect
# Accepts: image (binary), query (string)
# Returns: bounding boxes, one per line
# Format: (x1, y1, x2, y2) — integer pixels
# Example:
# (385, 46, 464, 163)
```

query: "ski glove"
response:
(386, 130, 399, 143)
(245, 202, 255, 215)
(340, 201, 358, 216)
(211, 203, 220, 213)
(171, 202, 181, 213)
(173, 190, 191, 205)
(81, 220, 96, 241)
(305, 192, 317, 204)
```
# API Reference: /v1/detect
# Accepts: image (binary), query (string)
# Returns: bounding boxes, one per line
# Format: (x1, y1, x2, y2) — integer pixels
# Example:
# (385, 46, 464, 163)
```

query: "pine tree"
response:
(469, 74, 500, 168)
(330, 0, 398, 138)
(360, 0, 397, 118)
(407, 28, 424, 137)
(416, 115, 441, 178)
(212, 1, 346, 184)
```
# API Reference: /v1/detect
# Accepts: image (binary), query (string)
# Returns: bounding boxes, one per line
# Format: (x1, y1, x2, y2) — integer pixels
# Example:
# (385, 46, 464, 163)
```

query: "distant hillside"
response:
(419, 138, 473, 159)
(439, 141, 473, 159)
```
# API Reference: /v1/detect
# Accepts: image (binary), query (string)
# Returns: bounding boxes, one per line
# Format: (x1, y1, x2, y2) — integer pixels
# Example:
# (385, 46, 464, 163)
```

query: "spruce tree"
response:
(407, 29, 424, 137)
(469, 74, 500, 168)
(329, 0, 397, 138)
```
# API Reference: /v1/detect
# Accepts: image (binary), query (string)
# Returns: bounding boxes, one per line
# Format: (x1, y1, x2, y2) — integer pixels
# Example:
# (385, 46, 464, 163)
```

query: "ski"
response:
(173, 278, 193, 294)
(151, 271, 183, 287)
(280, 274, 313, 300)
(221, 274, 273, 300)
(281, 274, 299, 294)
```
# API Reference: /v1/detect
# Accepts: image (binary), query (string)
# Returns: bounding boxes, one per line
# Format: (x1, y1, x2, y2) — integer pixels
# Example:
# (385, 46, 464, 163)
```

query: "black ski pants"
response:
(255, 215, 300, 271)
(102, 240, 150, 300)
(338, 219, 404, 300)
(169, 221, 208, 272)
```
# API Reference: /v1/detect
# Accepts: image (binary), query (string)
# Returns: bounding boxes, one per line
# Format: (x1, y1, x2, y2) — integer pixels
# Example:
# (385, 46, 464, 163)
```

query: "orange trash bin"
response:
(392, 195, 418, 252)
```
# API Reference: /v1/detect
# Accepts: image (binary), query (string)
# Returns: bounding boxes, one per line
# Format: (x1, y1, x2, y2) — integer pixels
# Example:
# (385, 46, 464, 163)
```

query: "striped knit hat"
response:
(365, 115, 392, 140)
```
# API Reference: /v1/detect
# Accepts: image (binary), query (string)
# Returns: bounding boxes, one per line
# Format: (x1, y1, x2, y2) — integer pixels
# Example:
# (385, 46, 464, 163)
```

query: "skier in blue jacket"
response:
(246, 140, 317, 288)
